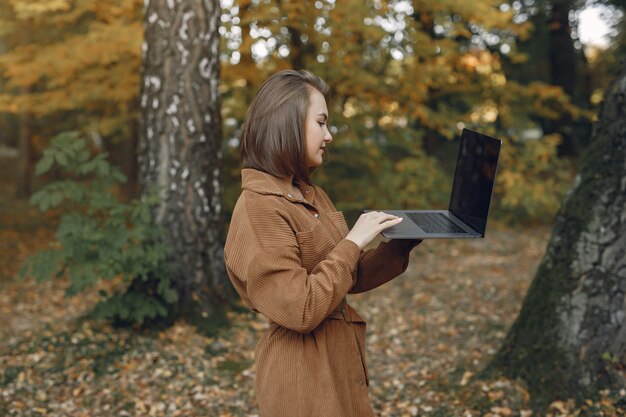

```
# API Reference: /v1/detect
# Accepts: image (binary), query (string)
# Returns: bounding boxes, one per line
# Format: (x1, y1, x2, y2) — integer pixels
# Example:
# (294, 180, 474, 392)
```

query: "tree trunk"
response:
(547, 0, 592, 156)
(120, 116, 139, 200)
(103, 110, 139, 201)
(286, 25, 315, 71)
(489, 59, 626, 408)
(118, 98, 141, 200)
(14, 109, 32, 199)
(549, 1, 578, 100)
(138, 0, 233, 330)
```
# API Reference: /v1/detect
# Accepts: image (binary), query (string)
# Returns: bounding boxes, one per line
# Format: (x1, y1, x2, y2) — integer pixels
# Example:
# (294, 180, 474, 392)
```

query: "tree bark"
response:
(548, 1, 578, 100)
(547, 0, 588, 156)
(138, 0, 233, 330)
(103, 106, 140, 201)
(14, 109, 32, 199)
(489, 59, 626, 408)
(119, 98, 140, 200)
(120, 115, 139, 200)
(15, 30, 33, 199)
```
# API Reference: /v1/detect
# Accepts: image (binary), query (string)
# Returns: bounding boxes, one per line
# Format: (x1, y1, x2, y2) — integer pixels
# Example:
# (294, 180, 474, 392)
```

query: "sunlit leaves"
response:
(0, 0, 590, 225)
(0, 0, 142, 136)
(8, 0, 71, 19)
(496, 133, 571, 222)
(216, 0, 582, 223)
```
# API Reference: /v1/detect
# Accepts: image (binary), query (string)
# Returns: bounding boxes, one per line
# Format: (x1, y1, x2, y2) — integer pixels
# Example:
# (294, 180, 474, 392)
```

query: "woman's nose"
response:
(324, 126, 333, 142)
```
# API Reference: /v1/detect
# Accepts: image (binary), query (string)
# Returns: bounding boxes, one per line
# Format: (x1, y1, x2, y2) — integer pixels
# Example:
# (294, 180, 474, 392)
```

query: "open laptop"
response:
(367, 128, 501, 239)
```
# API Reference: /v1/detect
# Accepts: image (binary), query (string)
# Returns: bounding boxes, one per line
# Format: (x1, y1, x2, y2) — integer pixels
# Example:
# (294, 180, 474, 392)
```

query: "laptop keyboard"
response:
(406, 212, 466, 234)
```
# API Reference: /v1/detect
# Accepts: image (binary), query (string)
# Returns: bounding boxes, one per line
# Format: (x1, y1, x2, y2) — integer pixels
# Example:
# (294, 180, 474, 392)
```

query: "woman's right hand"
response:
(345, 211, 403, 250)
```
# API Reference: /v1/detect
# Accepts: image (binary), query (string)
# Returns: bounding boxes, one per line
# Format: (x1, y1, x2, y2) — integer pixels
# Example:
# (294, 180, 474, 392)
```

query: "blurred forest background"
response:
(1, 0, 625, 416)
(1, 0, 624, 221)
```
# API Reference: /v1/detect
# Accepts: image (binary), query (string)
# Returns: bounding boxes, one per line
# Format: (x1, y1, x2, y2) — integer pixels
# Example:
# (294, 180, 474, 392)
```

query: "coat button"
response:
(287, 193, 292, 198)
(359, 379, 364, 385)
(314, 213, 319, 218)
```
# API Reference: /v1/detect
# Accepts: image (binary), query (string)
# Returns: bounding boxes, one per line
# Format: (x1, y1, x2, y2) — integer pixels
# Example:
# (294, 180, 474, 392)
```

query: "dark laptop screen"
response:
(449, 129, 501, 234)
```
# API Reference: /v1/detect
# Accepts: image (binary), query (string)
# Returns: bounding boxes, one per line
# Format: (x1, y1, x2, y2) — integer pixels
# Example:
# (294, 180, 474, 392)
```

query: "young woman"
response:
(224, 70, 421, 417)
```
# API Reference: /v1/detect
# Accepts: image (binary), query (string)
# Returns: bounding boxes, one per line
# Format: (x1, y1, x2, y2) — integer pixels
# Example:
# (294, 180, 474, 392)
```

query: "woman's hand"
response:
(345, 211, 403, 250)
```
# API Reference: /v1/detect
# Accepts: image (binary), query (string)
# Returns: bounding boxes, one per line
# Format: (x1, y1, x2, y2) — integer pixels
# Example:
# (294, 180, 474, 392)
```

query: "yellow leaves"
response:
(547, 399, 575, 415)
(491, 73, 507, 86)
(0, 66, 139, 117)
(0, 19, 18, 37)
(342, 99, 358, 118)
(0, 16, 141, 115)
(414, 0, 517, 32)
(0, 44, 40, 87)
(0, 0, 143, 135)
(459, 50, 498, 74)
(9, 0, 71, 19)
(94, 0, 143, 23)
(0, 93, 24, 113)
(528, 82, 566, 100)
(488, 405, 513, 416)
(495, 133, 572, 222)
(45, 0, 98, 26)
(460, 370, 473, 386)
(470, 101, 499, 123)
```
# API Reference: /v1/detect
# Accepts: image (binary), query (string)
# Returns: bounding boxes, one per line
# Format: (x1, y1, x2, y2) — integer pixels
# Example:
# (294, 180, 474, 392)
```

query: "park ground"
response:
(0, 183, 624, 417)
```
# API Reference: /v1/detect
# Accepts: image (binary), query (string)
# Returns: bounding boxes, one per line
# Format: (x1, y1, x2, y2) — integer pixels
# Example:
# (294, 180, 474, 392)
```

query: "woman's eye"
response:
(318, 121, 326, 126)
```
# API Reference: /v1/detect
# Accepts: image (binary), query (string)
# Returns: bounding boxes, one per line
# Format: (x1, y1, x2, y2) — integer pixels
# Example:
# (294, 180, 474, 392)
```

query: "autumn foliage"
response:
(0, 0, 590, 224)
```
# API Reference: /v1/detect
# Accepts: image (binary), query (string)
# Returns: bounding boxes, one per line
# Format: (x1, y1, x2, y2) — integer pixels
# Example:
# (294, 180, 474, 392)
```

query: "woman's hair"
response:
(240, 69, 330, 185)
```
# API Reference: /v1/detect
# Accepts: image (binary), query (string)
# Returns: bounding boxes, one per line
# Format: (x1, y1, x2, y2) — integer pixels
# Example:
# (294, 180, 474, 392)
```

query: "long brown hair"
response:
(240, 70, 330, 185)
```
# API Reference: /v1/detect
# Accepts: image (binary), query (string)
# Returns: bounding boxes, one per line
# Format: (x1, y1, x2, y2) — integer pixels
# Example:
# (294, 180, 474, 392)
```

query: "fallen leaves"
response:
(1, 185, 625, 416)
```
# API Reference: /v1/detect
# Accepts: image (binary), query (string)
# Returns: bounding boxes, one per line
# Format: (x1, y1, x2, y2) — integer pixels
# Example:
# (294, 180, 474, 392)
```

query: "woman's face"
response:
(305, 87, 333, 168)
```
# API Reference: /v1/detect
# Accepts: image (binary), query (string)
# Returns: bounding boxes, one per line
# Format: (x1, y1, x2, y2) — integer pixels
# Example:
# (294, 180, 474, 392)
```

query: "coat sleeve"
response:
(349, 239, 421, 294)
(228, 199, 362, 334)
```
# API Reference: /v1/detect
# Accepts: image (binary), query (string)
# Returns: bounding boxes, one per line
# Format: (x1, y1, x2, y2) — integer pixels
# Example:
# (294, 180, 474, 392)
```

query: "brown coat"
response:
(224, 169, 418, 417)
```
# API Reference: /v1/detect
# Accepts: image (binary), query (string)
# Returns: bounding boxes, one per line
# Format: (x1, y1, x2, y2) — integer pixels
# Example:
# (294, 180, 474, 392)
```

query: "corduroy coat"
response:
(224, 169, 419, 417)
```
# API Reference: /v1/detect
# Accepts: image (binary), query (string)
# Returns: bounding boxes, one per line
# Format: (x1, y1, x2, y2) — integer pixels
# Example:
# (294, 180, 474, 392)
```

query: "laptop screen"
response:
(448, 129, 501, 234)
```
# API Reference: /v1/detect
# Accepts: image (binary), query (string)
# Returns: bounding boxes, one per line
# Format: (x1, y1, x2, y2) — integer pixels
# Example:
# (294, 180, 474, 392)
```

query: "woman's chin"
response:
(308, 157, 324, 168)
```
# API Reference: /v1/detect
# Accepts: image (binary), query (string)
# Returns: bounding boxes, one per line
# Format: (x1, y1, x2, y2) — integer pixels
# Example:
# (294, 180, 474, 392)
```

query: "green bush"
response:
(19, 131, 177, 324)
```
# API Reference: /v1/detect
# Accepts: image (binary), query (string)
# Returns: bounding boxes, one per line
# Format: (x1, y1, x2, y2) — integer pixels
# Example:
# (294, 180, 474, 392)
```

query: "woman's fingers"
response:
(367, 211, 398, 221)
(377, 215, 403, 231)
(346, 212, 404, 249)
(368, 211, 402, 225)
(365, 212, 403, 232)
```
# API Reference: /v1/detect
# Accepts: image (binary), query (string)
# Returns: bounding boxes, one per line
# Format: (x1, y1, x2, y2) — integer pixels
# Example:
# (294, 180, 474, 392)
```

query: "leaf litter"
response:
(1, 186, 624, 417)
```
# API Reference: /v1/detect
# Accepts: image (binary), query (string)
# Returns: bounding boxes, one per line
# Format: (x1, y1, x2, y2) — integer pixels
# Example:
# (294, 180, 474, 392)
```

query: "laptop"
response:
(367, 128, 502, 239)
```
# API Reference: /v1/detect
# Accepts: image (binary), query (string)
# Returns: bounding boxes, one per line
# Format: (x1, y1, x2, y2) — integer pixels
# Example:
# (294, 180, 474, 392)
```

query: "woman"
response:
(224, 69, 421, 416)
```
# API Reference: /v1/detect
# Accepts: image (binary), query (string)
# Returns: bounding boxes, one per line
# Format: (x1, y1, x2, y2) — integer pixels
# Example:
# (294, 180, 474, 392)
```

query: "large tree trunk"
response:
(138, 0, 233, 330)
(489, 59, 626, 408)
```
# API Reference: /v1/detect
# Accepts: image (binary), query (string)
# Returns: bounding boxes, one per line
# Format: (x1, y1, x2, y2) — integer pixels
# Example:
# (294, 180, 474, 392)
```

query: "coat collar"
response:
(241, 168, 309, 203)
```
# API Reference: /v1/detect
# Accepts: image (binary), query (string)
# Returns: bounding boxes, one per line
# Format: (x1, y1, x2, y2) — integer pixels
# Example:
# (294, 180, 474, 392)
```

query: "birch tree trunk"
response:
(138, 0, 233, 328)
(490, 60, 626, 408)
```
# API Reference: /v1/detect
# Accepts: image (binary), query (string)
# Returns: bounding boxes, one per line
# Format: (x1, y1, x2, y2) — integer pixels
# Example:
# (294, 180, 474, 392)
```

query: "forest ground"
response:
(1, 183, 624, 417)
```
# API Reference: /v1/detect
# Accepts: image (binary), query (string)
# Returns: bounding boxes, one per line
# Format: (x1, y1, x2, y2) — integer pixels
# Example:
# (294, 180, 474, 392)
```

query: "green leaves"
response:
(29, 131, 129, 213)
(21, 131, 176, 325)
(92, 291, 171, 324)
(35, 154, 55, 176)
(19, 249, 60, 283)
(33, 131, 126, 181)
